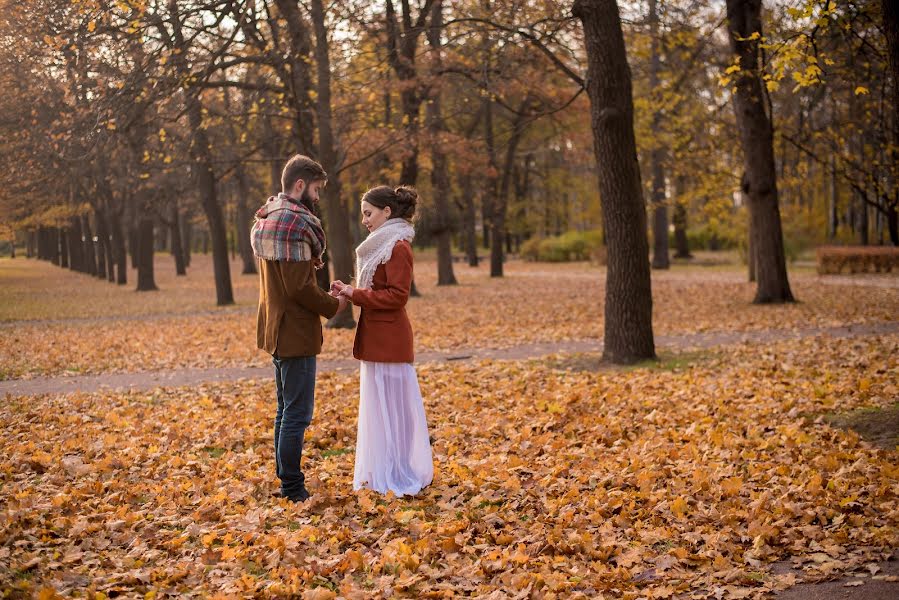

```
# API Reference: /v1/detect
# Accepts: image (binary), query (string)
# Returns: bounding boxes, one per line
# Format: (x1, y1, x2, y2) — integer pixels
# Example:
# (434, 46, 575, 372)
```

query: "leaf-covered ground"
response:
(2, 334, 897, 598)
(1, 256, 897, 379)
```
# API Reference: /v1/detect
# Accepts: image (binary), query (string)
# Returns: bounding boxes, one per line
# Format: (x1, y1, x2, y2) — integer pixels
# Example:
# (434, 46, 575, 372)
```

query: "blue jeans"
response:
(273, 355, 316, 499)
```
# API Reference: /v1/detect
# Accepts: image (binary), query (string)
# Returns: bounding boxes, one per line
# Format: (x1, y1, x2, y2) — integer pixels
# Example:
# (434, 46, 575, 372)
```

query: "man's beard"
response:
(298, 186, 315, 212)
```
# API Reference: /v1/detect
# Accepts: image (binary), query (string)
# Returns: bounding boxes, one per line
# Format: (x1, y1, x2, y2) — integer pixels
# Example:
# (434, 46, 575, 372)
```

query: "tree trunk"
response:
(384, 0, 431, 186)
(274, 0, 317, 155)
(725, 0, 794, 303)
(828, 153, 839, 240)
(27, 230, 35, 258)
(68, 217, 84, 272)
(59, 229, 69, 268)
(490, 102, 531, 277)
(262, 114, 284, 194)
(129, 224, 139, 269)
(887, 205, 899, 245)
(101, 209, 115, 282)
(43, 227, 52, 260)
(182, 216, 192, 267)
(95, 209, 108, 280)
(169, 0, 233, 305)
(50, 228, 61, 266)
(170, 204, 187, 276)
(310, 0, 356, 329)
(188, 103, 234, 304)
(82, 215, 97, 275)
(855, 189, 869, 245)
(883, 0, 899, 233)
(650, 161, 669, 269)
(648, 0, 669, 269)
(673, 176, 691, 258)
(458, 174, 479, 266)
(108, 210, 127, 285)
(136, 217, 158, 291)
(427, 0, 458, 286)
(573, 0, 655, 364)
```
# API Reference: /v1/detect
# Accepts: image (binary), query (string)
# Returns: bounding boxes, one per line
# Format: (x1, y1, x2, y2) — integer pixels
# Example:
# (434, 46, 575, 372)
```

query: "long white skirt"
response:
(354, 361, 433, 496)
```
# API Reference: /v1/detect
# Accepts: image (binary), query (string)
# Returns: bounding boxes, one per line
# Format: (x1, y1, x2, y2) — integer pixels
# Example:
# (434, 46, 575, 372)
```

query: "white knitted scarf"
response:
(355, 219, 415, 290)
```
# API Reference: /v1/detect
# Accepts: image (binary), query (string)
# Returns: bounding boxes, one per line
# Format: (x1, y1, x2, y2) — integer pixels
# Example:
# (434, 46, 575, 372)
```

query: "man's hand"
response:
(330, 280, 347, 297)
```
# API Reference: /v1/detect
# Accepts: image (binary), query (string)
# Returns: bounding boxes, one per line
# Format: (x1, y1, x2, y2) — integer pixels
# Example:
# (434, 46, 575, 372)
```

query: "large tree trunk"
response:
(427, 0, 457, 286)
(136, 217, 158, 291)
(648, 0, 669, 269)
(573, 0, 655, 364)
(310, 0, 356, 329)
(725, 0, 794, 303)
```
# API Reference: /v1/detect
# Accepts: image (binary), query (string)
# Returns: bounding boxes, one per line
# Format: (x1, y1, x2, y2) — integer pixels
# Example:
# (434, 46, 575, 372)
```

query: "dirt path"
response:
(2, 321, 896, 397)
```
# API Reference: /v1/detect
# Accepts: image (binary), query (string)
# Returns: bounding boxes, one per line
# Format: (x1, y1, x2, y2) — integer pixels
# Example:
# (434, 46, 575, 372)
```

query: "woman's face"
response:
(361, 200, 391, 232)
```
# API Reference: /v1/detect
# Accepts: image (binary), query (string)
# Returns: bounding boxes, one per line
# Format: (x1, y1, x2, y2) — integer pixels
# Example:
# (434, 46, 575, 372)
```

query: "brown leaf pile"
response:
(2, 334, 897, 597)
(2, 258, 897, 379)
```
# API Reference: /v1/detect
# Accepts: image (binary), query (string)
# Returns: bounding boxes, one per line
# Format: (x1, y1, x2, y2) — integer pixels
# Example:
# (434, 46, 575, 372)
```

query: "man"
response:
(251, 154, 347, 503)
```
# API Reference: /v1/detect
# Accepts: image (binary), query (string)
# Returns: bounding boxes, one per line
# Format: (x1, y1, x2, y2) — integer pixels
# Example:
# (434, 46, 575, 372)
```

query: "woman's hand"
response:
(329, 280, 346, 297)
(338, 285, 355, 301)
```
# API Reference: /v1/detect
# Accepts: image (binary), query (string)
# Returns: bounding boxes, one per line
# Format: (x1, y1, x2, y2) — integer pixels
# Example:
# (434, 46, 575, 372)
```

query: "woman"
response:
(331, 185, 433, 496)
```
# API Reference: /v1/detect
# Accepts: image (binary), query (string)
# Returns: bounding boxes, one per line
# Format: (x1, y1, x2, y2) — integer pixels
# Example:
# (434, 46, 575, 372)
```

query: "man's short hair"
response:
(281, 155, 328, 192)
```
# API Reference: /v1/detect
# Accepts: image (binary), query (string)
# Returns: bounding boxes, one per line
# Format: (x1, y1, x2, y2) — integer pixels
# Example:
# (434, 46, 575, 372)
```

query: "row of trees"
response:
(1, 0, 896, 362)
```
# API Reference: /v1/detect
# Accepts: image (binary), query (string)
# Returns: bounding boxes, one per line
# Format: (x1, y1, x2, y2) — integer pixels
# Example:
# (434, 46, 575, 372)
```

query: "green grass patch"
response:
(201, 446, 227, 458)
(321, 446, 353, 458)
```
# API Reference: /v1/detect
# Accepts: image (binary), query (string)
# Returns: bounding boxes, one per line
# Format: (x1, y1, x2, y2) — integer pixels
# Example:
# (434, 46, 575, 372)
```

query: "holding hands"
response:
(330, 280, 355, 303)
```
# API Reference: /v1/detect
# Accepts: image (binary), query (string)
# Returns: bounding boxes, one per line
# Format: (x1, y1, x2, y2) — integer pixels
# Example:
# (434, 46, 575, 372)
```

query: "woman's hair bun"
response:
(394, 185, 418, 219)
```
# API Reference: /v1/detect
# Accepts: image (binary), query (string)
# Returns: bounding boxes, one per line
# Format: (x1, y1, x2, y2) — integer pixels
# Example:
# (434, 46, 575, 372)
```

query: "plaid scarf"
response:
(251, 193, 326, 262)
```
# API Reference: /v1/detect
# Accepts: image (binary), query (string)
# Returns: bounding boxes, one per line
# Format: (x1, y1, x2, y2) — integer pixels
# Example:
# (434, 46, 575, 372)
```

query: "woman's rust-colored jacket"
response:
(350, 240, 414, 363)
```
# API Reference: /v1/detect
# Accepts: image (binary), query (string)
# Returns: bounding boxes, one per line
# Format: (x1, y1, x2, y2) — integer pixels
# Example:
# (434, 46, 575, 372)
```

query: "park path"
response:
(2, 321, 897, 397)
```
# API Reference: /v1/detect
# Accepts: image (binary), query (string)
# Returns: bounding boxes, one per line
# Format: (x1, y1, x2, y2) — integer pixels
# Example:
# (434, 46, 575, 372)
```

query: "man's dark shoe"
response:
(285, 487, 311, 503)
